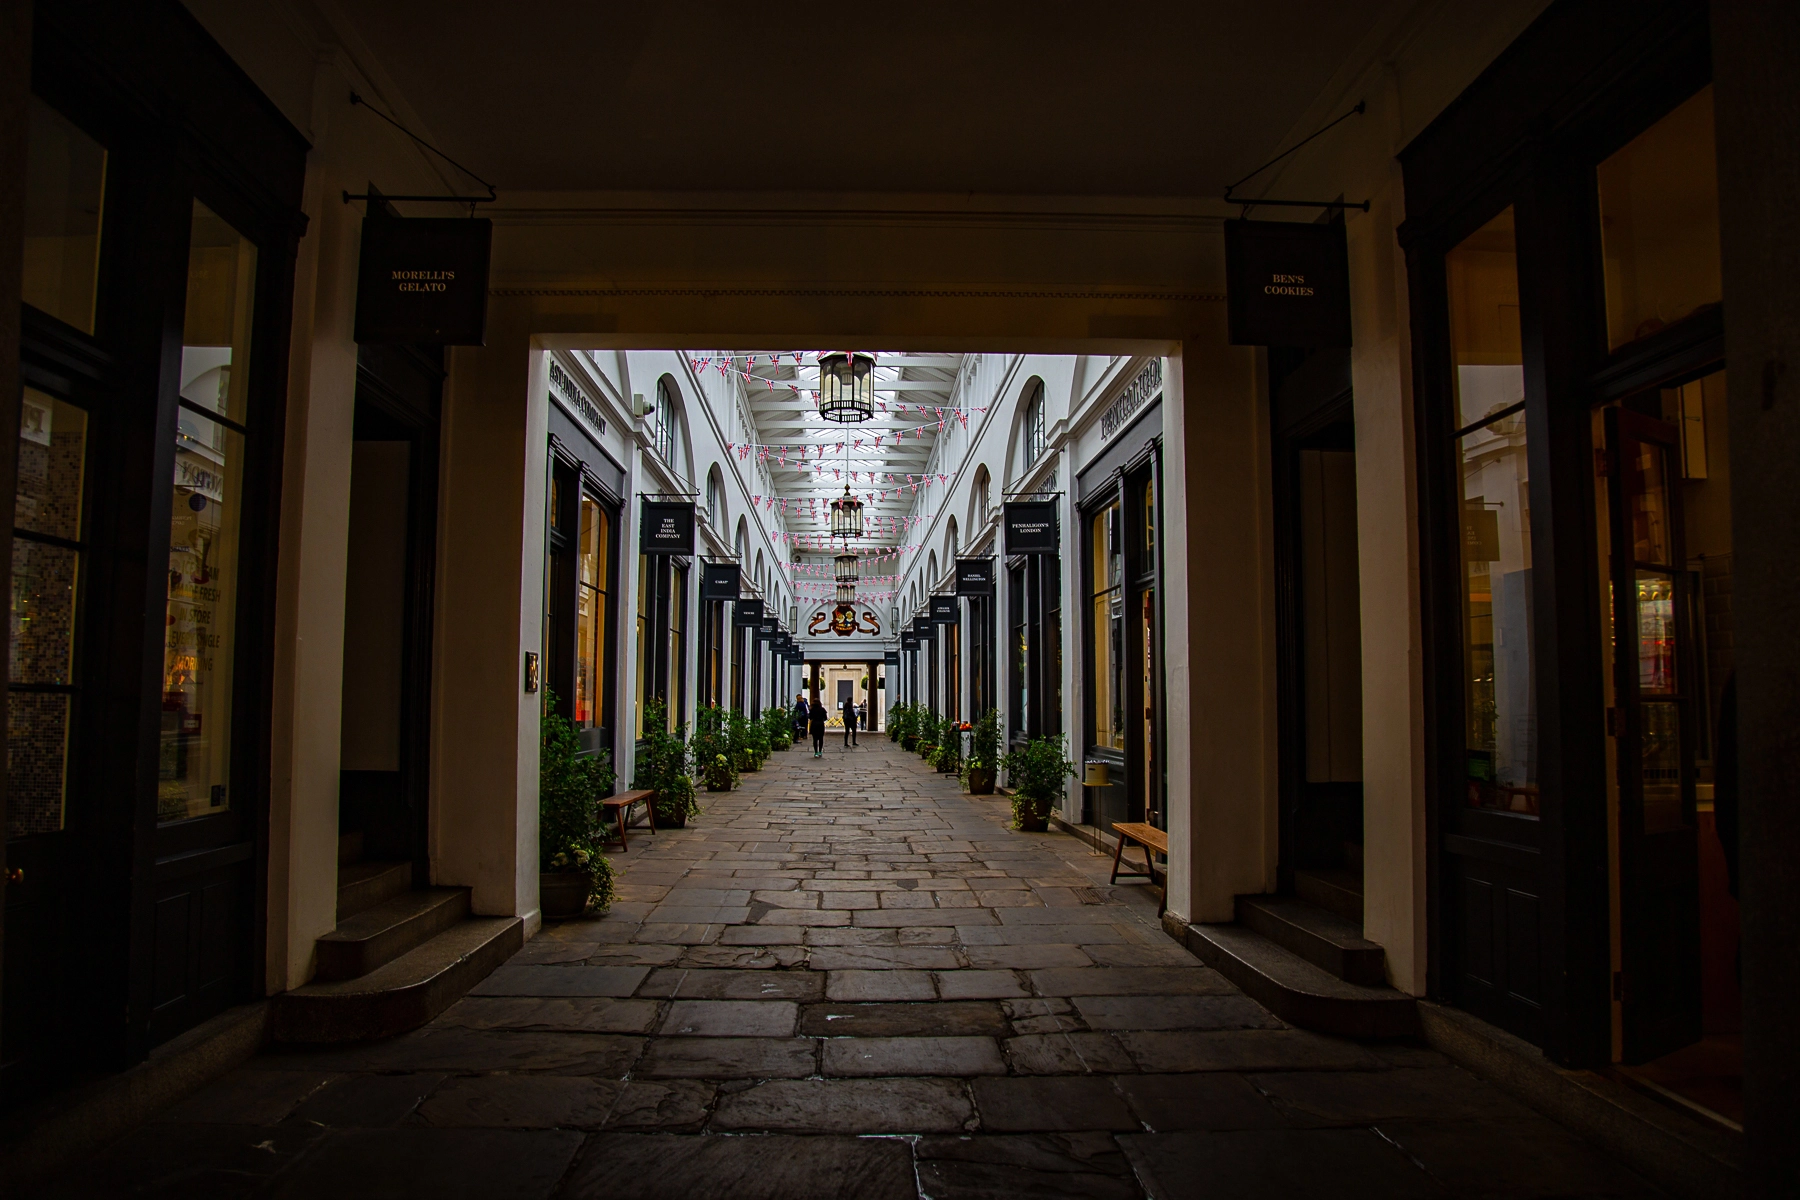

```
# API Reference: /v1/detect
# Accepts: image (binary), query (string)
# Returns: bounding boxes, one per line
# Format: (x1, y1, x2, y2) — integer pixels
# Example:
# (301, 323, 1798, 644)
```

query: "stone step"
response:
(1236, 894, 1387, 986)
(335, 860, 413, 922)
(316, 887, 470, 981)
(1182, 921, 1416, 1039)
(1295, 866, 1364, 923)
(273, 917, 522, 1043)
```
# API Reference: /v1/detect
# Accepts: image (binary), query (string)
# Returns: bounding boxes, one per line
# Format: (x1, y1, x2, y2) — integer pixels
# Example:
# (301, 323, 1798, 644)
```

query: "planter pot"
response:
(902, 737, 918, 751)
(966, 766, 995, 795)
(937, 760, 957, 774)
(706, 780, 732, 792)
(1015, 813, 1049, 832)
(540, 872, 590, 918)
(657, 808, 689, 828)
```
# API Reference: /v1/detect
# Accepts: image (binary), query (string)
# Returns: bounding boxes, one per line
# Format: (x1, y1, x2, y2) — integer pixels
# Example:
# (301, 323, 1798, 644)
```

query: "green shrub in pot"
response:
(634, 700, 697, 825)
(1000, 734, 1076, 832)
(539, 689, 616, 913)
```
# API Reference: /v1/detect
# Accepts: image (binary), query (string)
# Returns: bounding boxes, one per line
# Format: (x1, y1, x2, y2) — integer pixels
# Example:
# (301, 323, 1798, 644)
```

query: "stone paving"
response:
(52, 741, 1662, 1198)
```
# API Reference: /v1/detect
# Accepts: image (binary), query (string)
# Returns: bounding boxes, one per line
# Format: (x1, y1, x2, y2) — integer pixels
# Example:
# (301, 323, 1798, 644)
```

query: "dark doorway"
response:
(338, 346, 441, 880)
(1272, 348, 1363, 893)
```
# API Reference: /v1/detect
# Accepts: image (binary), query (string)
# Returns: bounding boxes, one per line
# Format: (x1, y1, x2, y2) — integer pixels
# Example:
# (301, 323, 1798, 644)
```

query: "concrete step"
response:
(335, 860, 414, 922)
(316, 887, 470, 981)
(1295, 866, 1364, 922)
(1182, 921, 1417, 1039)
(1236, 894, 1388, 986)
(273, 916, 522, 1043)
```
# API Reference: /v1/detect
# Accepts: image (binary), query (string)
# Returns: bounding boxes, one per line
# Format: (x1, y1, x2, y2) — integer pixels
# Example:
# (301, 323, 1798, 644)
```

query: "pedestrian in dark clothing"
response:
(809, 699, 827, 757)
(792, 693, 809, 744)
(842, 696, 858, 747)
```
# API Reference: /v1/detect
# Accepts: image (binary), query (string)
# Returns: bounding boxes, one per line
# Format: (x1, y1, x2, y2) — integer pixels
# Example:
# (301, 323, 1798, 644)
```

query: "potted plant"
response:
(692, 705, 738, 791)
(935, 716, 962, 774)
(728, 708, 756, 772)
(762, 705, 793, 752)
(539, 690, 616, 917)
(962, 708, 999, 794)
(1000, 734, 1076, 832)
(745, 713, 771, 768)
(635, 700, 698, 827)
(887, 702, 908, 744)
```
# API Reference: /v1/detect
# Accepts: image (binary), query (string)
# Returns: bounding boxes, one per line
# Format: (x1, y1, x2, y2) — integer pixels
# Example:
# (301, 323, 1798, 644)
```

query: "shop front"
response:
(6, 1, 306, 1092)
(1402, 0, 1738, 1120)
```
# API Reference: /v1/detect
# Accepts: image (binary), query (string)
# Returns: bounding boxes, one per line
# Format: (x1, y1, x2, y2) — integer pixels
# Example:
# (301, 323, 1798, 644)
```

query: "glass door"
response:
(1603, 407, 1702, 1062)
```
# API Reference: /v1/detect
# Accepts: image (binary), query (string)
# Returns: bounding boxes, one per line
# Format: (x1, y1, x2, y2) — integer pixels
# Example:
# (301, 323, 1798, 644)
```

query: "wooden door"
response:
(1605, 407, 1701, 1062)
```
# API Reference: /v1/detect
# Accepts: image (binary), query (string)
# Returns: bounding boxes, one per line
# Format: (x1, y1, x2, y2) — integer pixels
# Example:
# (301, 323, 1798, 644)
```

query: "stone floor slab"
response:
(557, 1132, 916, 1200)
(711, 1077, 976, 1133)
(825, 968, 936, 1001)
(659, 999, 798, 1037)
(1073, 993, 1285, 1031)
(635, 1036, 819, 1079)
(797, 1000, 1011, 1038)
(971, 1076, 1138, 1132)
(913, 1132, 1142, 1200)
(470, 964, 652, 998)
(821, 1035, 1007, 1077)
(1119, 1128, 1444, 1200)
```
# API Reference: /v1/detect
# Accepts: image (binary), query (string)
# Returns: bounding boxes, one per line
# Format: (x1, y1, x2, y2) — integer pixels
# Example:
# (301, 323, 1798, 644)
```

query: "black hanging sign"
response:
(1004, 501, 1059, 555)
(639, 500, 695, 555)
(930, 595, 960, 624)
(913, 616, 935, 642)
(901, 632, 919, 650)
(955, 557, 996, 596)
(700, 562, 741, 601)
(885, 652, 900, 667)
(1223, 218, 1351, 348)
(354, 215, 493, 345)
(732, 597, 764, 628)
(759, 618, 778, 639)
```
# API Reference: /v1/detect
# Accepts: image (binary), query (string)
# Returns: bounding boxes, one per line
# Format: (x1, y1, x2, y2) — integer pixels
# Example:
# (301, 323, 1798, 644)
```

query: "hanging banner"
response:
(1223, 218, 1351, 348)
(354, 215, 493, 345)
(759, 617, 778, 640)
(930, 595, 960, 624)
(954, 557, 996, 596)
(732, 598, 764, 628)
(701, 562, 741, 601)
(639, 500, 695, 555)
(1004, 501, 1059, 555)
(901, 631, 919, 650)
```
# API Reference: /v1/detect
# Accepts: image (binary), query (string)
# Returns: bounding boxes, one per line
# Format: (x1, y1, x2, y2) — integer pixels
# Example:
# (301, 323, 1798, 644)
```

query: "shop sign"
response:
(1004, 501, 1059, 555)
(700, 562, 741, 601)
(1462, 505, 1500, 562)
(900, 632, 919, 650)
(913, 616, 935, 642)
(732, 597, 764, 628)
(885, 652, 900, 666)
(1224, 218, 1351, 347)
(954, 557, 995, 596)
(930, 595, 959, 624)
(639, 500, 694, 555)
(354, 215, 492, 345)
(759, 618, 778, 639)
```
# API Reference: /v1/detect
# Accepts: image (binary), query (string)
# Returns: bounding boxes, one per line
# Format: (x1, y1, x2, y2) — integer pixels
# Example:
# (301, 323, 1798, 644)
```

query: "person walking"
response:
(792, 692, 809, 746)
(809, 696, 827, 757)
(841, 693, 859, 748)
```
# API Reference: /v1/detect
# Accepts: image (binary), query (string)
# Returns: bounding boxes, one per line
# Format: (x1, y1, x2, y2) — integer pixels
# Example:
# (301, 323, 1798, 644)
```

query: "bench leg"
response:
(645, 797, 656, 834)
(1144, 844, 1166, 917)
(1109, 832, 1128, 885)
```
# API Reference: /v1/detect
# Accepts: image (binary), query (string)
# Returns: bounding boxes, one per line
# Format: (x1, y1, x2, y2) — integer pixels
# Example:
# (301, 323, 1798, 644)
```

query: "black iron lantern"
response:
(817, 352, 874, 423)
(835, 581, 857, 606)
(835, 553, 859, 583)
(829, 485, 863, 539)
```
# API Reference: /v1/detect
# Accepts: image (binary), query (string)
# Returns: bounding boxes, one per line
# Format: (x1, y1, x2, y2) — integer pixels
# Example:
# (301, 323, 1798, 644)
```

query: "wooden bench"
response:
(1110, 822, 1168, 917)
(601, 790, 656, 851)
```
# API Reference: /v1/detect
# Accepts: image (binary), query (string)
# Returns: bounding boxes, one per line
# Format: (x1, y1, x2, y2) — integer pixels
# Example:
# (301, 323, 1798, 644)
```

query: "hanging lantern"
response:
(817, 352, 874, 423)
(835, 553, 859, 583)
(829, 485, 864, 539)
(836, 581, 857, 606)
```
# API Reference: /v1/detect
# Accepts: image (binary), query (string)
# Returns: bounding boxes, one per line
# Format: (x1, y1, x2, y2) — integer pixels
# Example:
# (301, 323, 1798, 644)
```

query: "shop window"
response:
(576, 496, 611, 731)
(1597, 86, 1721, 352)
(1448, 208, 1538, 817)
(1089, 501, 1125, 752)
(22, 97, 107, 335)
(9, 388, 90, 837)
(160, 202, 255, 824)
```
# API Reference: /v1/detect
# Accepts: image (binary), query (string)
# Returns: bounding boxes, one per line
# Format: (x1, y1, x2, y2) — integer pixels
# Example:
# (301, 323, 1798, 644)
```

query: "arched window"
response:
(652, 376, 680, 467)
(706, 467, 725, 530)
(928, 551, 939, 584)
(945, 517, 959, 564)
(1022, 379, 1047, 470)
(970, 466, 992, 528)
(755, 550, 765, 592)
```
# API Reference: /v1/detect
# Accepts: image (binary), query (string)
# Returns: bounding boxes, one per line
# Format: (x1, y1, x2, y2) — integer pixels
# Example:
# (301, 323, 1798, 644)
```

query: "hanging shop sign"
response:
(1223, 218, 1351, 348)
(700, 562, 741, 601)
(954, 557, 996, 596)
(732, 597, 764, 628)
(759, 618, 778, 640)
(901, 632, 919, 650)
(1004, 501, 1060, 555)
(354, 214, 493, 345)
(885, 652, 900, 667)
(930, 595, 960, 624)
(639, 500, 695, 555)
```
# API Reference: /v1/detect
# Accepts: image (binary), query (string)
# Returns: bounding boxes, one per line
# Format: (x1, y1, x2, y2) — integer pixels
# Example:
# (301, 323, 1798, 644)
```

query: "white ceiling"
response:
(725, 351, 962, 549)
